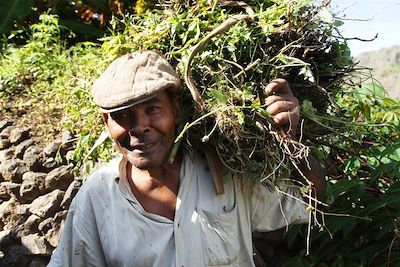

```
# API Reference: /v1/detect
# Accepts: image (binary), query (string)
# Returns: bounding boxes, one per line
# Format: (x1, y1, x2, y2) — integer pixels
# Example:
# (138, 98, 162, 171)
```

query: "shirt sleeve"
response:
(47, 184, 107, 267)
(249, 181, 309, 232)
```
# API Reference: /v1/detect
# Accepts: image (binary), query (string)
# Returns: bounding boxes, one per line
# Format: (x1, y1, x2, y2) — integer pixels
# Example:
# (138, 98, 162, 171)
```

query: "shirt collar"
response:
(116, 153, 190, 201)
(116, 156, 138, 202)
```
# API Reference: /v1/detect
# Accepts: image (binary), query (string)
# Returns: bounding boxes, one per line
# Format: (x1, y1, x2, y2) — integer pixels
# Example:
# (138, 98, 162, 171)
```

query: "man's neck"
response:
(129, 152, 182, 188)
(125, 153, 182, 220)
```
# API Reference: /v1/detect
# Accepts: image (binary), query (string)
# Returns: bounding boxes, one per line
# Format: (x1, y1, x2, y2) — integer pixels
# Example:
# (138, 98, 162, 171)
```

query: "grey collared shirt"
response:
(48, 152, 307, 267)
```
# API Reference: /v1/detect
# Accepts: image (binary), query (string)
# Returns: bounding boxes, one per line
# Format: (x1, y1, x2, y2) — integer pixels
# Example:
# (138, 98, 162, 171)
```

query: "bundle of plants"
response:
(101, 0, 354, 185)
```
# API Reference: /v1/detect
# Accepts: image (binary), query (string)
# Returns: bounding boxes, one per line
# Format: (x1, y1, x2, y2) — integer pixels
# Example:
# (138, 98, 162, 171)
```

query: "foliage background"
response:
(0, 1, 399, 266)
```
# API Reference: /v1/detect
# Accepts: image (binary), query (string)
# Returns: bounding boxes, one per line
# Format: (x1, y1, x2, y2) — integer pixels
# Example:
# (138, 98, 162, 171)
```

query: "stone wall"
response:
(0, 120, 82, 267)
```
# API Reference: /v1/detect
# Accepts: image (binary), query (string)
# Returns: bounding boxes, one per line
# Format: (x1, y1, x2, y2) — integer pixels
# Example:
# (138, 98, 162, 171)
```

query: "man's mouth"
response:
(118, 140, 156, 154)
(119, 135, 158, 153)
(132, 142, 156, 151)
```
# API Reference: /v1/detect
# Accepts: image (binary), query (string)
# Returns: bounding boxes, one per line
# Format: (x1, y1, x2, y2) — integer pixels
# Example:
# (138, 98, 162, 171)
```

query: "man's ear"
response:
(102, 113, 109, 124)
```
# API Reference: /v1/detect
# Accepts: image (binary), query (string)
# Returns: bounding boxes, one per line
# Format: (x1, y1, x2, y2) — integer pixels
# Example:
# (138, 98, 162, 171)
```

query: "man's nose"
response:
(128, 113, 150, 135)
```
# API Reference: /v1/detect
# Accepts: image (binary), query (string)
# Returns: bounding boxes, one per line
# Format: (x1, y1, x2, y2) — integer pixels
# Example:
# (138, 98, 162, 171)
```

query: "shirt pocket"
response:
(197, 205, 239, 266)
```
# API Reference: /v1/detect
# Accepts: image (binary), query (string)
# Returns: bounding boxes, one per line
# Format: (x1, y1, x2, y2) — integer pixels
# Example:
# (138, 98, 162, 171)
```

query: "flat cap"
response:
(92, 51, 181, 112)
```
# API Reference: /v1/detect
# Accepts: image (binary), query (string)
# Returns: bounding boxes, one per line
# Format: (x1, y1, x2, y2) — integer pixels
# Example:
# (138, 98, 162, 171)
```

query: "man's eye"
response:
(110, 112, 128, 121)
(148, 106, 161, 113)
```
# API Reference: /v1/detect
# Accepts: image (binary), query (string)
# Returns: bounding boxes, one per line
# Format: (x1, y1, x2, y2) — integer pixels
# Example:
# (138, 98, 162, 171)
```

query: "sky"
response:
(329, 0, 400, 56)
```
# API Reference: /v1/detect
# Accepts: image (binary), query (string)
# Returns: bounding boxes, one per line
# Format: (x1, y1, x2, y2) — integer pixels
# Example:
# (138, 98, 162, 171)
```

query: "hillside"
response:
(356, 44, 400, 99)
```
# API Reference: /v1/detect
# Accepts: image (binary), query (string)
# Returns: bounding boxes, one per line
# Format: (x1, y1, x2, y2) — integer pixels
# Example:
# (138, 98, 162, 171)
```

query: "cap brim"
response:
(100, 94, 158, 113)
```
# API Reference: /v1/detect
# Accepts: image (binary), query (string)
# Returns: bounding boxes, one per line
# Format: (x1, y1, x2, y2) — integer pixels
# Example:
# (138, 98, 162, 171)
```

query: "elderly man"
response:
(48, 51, 325, 267)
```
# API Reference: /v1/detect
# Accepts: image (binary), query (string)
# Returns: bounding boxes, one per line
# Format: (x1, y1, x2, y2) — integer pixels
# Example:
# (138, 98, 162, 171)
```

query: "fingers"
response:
(264, 79, 300, 132)
(264, 94, 298, 108)
(265, 78, 292, 96)
(269, 105, 300, 126)
(266, 97, 299, 117)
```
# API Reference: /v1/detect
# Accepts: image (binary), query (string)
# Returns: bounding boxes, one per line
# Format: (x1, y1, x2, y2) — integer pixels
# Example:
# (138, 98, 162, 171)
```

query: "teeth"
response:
(131, 143, 154, 150)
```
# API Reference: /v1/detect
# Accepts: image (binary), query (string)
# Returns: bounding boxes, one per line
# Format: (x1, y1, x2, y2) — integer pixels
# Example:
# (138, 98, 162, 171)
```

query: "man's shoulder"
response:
(69, 158, 120, 212)
(80, 158, 120, 191)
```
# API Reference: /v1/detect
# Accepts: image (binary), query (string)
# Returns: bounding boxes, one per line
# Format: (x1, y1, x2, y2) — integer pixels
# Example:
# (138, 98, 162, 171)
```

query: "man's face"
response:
(103, 91, 181, 170)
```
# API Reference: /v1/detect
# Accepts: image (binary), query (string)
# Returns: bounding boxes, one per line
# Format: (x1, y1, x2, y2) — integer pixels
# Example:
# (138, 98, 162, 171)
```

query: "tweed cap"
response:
(92, 51, 181, 112)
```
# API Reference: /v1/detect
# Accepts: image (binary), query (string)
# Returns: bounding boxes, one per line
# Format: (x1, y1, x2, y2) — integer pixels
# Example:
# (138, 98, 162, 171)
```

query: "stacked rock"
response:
(0, 120, 82, 267)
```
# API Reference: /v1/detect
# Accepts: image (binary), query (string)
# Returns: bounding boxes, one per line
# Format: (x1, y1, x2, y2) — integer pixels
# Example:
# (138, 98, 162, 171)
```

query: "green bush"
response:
(285, 83, 400, 266)
(0, 14, 113, 164)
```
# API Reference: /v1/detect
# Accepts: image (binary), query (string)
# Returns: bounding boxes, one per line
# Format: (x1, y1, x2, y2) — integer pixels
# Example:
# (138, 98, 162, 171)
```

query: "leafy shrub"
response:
(285, 82, 400, 266)
(0, 14, 113, 164)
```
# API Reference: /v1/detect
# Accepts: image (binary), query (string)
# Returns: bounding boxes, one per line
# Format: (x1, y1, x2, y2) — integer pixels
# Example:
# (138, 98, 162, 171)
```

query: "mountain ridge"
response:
(355, 44, 400, 99)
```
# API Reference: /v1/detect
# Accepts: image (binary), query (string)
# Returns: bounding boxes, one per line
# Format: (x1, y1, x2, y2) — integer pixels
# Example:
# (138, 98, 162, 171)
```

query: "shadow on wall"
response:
(0, 239, 49, 267)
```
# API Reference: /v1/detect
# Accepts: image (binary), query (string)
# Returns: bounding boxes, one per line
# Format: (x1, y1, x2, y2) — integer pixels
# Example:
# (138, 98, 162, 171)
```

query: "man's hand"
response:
(264, 78, 300, 137)
(264, 80, 326, 197)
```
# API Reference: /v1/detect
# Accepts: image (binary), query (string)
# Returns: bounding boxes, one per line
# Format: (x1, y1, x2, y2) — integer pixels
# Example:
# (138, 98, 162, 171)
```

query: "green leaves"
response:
(286, 80, 400, 266)
(209, 89, 228, 104)
(257, 2, 287, 34)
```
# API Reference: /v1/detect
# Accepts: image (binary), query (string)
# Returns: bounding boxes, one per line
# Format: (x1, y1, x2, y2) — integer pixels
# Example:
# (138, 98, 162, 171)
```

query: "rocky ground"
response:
(0, 120, 83, 267)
